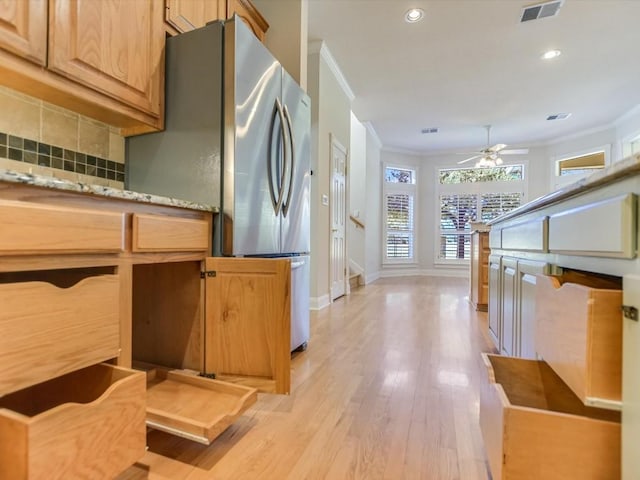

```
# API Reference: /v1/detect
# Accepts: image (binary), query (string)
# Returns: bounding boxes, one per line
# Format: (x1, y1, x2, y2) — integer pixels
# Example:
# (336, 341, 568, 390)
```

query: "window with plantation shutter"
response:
(480, 192, 522, 222)
(386, 193, 414, 259)
(436, 165, 525, 262)
(384, 165, 417, 263)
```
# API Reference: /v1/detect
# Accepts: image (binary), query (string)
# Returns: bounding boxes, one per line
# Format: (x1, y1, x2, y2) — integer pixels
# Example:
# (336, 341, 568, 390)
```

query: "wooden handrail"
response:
(350, 215, 365, 230)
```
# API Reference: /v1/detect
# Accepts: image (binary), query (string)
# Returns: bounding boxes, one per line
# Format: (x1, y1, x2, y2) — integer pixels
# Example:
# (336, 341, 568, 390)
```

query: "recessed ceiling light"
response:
(542, 49, 562, 60)
(405, 8, 424, 23)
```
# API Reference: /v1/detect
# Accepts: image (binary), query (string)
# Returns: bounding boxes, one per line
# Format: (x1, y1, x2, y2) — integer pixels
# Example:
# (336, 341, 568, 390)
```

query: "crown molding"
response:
(614, 103, 640, 127)
(308, 40, 355, 102)
(545, 123, 615, 146)
(381, 145, 424, 156)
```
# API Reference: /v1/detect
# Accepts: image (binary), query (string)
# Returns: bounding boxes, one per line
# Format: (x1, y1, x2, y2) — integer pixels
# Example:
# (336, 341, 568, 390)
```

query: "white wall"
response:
(307, 45, 352, 308)
(364, 127, 382, 283)
(349, 112, 366, 275)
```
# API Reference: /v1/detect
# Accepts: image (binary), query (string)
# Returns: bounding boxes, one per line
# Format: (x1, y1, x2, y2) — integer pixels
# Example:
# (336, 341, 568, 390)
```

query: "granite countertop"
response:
(0, 169, 218, 213)
(489, 152, 640, 225)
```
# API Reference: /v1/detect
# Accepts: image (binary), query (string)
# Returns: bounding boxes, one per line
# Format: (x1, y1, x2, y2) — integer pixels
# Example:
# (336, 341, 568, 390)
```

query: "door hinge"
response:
(200, 270, 216, 278)
(622, 305, 638, 321)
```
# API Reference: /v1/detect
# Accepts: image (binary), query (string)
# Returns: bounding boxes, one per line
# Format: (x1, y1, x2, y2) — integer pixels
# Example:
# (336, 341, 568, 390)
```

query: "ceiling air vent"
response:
(547, 113, 571, 120)
(521, 0, 564, 22)
(421, 127, 438, 134)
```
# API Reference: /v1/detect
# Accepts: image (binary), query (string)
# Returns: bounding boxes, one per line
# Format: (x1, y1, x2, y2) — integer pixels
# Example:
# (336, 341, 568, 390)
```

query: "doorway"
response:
(330, 134, 347, 301)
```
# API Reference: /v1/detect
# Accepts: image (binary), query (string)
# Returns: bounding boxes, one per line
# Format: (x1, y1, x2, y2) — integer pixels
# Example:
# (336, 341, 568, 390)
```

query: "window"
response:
(384, 166, 416, 262)
(437, 165, 525, 262)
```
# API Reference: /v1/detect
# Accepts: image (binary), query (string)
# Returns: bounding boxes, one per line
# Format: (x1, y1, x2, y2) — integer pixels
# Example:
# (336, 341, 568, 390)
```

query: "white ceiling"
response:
(307, 0, 640, 154)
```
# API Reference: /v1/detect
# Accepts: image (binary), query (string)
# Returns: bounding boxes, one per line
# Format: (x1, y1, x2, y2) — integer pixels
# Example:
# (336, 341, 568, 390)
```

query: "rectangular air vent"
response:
(521, 0, 564, 22)
(547, 113, 571, 120)
(421, 128, 438, 134)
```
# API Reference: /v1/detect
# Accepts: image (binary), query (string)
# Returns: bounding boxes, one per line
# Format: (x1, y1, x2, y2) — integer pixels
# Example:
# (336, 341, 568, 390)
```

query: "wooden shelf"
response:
(141, 366, 257, 445)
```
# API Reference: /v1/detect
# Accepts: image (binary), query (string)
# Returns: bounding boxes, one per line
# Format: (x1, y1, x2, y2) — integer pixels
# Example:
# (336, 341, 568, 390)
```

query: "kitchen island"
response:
(484, 153, 640, 479)
(0, 170, 291, 477)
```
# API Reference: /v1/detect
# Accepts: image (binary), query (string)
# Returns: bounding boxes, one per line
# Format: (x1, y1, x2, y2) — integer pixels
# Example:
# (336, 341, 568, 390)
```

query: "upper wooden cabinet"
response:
(0, 0, 46, 65)
(48, 0, 163, 119)
(0, 0, 164, 132)
(165, 0, 269, 41)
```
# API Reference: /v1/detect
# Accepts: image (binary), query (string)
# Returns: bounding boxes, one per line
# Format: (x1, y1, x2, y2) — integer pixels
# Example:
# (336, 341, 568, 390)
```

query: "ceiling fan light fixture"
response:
(541, 49, 562, 60)
(405, 8, 424, 23)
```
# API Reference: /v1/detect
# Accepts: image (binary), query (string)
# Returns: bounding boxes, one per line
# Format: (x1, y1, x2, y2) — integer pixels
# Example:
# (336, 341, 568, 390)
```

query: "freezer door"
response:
(290, 255, 310, 351)
(224, 18, 283, 256)
(280, 70, 311, 255)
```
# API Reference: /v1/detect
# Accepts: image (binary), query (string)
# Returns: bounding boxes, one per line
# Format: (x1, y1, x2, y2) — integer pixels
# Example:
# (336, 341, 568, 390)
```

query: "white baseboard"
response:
(365, 271, 381, 284)
(310, 294, 331, 310)
(379, 268, 468, 279)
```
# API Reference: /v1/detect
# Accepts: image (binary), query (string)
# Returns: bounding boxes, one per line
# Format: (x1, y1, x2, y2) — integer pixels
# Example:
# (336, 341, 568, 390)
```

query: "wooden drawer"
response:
(132, 213, 210, 252)
(0, 363, 146, 479)
(479, 354, 620, 480)
(536, 271, 622, 407)
(141, 366, 257, 444)
(0, 200, 125, 254)
(0, 269, 120, 395)
(501, 216, 548, 252)
(548, 193, 636, 258)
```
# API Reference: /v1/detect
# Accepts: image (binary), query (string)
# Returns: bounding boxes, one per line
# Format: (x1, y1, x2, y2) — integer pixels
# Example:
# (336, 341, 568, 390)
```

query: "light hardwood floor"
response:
(119, 276, 495, 480)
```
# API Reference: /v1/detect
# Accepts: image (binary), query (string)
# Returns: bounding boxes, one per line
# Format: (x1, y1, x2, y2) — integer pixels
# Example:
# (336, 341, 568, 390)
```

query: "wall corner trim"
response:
(308, 40, 355, 102)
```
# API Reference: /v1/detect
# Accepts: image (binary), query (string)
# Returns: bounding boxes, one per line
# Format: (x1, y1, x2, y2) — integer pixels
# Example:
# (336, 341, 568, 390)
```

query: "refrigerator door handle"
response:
(274, 98, 289, 216)
(282, 104, 295, 218)
(268, 99, 288, 215)
(291, 260, 305, 269)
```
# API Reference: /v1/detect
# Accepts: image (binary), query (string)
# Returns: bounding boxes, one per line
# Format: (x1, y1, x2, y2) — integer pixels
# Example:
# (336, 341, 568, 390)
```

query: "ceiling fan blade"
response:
(488, 143, 507, 152)
(457, 155, 482, 164)
(500, 148, 529, 155)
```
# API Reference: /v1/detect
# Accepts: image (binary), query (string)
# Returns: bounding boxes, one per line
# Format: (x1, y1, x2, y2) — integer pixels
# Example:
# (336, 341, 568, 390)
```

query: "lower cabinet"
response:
(132, 256, 291, 444)
(500, 258, 518, 356)
(480, 353, 620, 480)
(488, 255, 549, 359)
(0, 363, 146, 480)
(488, 254, 502, 349)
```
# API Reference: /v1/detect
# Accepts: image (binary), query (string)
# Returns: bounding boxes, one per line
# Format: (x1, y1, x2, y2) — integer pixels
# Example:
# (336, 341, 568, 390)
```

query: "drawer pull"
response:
(622, 305, 638, 321)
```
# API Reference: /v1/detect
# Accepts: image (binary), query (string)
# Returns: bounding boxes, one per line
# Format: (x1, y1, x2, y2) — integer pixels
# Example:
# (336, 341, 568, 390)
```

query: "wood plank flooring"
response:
(118, 276, 495, 480)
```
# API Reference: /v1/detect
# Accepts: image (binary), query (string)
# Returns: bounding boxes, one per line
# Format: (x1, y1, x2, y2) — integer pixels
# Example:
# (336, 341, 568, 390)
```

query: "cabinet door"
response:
(0, 0, 46, 65)
(165, 0, 223, 33)
(227, 0, 269, 42)
(488, 255, 502, 349)
(500, 258, 517, 356)
(517, 260, 548, 359)
(204, 257, 291, 394)
(48, 0, 163, 117)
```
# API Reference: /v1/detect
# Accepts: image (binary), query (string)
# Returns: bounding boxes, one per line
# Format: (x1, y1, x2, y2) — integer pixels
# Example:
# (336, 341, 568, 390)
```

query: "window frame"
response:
(383, 163, 418, 265)
(434, 161, 527, 266)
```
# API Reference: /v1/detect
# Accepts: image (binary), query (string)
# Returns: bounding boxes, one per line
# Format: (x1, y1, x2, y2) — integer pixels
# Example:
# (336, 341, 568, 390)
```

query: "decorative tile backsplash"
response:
(0, 85, 125, 188)
(0, 132, 124, 182)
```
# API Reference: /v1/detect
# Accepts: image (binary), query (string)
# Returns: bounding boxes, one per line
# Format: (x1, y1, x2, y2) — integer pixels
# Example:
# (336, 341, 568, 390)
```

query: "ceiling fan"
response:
(457, 125, 529, 166)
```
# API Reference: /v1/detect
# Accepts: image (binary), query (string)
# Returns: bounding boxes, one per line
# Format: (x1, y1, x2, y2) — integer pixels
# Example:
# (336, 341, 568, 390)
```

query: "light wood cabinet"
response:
(0, 182, 294, 456)
(165, 0, 269, 41)
(0, 0, 46, 64)
(480, 353, 620, 480)
(0, 0, 164, 132)
(470, 230, 489, 311)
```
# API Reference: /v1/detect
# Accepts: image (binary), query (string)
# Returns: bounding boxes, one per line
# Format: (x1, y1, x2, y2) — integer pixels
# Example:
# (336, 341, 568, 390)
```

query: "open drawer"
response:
(141, 366, 257, 445)
(535, 270, 622, 407)
(479, 353, 620, 480)
(0, 268, 121, 395)
(0, 363, 146, 480)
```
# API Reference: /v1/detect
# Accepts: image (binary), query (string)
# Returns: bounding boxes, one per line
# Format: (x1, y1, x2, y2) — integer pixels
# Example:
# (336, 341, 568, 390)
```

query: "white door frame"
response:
(329, 133, 348, 301)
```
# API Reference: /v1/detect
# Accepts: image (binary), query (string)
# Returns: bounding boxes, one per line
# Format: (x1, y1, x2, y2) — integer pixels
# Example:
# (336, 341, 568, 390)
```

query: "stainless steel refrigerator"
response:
(126, 17, 311, 351)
